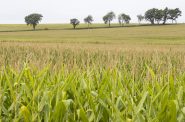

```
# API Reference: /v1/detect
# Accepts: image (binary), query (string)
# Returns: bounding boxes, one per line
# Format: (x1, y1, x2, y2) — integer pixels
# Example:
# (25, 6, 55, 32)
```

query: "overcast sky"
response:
(0, 0, 184, 24)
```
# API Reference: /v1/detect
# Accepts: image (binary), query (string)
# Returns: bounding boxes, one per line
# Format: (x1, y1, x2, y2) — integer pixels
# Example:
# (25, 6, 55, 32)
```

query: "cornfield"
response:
(0, 42, 185, 121)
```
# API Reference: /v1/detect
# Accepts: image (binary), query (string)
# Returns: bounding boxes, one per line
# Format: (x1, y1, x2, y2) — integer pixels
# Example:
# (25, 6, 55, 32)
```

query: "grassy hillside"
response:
(0, 24, 185, 44)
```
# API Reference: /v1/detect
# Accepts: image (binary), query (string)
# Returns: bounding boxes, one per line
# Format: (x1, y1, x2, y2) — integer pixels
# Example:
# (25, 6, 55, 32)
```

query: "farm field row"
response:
(0, 24, 185, 44)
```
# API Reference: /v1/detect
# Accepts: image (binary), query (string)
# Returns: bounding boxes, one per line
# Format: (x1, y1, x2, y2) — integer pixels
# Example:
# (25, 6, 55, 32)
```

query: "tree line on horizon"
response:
(24, 7, 182, 30)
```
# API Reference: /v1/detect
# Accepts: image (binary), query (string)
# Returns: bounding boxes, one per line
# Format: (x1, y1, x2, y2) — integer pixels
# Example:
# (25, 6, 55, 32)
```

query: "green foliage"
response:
(0, 49, 185, 121)
(155, 9, 164, 24)
(145, 8, 158, 24)
(118, 13, 131, 26)
(145, 7, 182, 24)
(84, 15, 93, 28)
(103, 11, 116, 27)
(137, 14, 144, 24)
(25, 13, 43, 30)
(168, 8, 182, 23)
(70, 18, 80, 29)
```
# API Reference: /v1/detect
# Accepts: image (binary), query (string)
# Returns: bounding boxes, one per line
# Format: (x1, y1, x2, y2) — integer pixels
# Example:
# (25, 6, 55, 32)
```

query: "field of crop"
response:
(0, 24, 185, 44)
(1, 24, 185, 121)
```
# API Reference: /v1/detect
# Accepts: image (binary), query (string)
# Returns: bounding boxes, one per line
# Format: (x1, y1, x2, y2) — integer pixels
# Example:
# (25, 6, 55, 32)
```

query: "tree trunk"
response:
(119, 21, 121, 27)
(163, 17, 167, 25)
(73, 25, 76, 29)
(109, 21, 110, 27)
(150, 19, 154, 25)
(33, 24, 36, 30)
(163, 20, 166, 25)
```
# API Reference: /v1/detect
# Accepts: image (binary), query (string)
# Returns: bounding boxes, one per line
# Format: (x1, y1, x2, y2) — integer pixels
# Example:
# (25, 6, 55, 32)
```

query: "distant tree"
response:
(162, 7, 169, 25)
(123, 15, 131, 24)
(25, 13, 43, 30)
(118, 15, 123, 26)
(70, 18, 80, 29)
(145, 8, 158, 24)
(118, 13, 131, 26)
(155, 9, 164, 24)
(103, 11, 116, 27)
(137, 14, 144, 24)
(168, 8, 182, 24)
(84, 15, 93, 28)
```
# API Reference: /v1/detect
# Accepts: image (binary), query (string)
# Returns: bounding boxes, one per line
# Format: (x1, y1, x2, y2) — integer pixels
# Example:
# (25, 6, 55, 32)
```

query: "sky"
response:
(0, 0, 184, 24)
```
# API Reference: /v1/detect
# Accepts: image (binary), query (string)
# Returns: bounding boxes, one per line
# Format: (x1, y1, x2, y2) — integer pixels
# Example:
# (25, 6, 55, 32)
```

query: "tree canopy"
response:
(84, 15, 93, 28)
(137, 15, 144, 24)
(145, 7, 182, 24)
(145, 8, 157, 24)
(70, 18, 80, 29)
(168, 8, 182, 23)
(25, 13, 43, 30)
(118, 13, 131, 26)
(155, 9, 164, 24)
(103, 12, 116, 27)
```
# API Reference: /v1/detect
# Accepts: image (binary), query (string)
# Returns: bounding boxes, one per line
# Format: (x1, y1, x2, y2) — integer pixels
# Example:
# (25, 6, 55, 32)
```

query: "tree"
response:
(155, 9, 164, 24)
(168, 8, 182, 24)
(84, 15, 93, 28)
(103, 11, 116, 27)
(25, 13, 43, 30)
(118, 13, 131, 26)
(144, 7, 182, 25)
(163, 7, 169, 25)
(118, 15, 123, 26)
(137, 15, 144, 24)
(145, 8, 157, 24)
(70, 18, 80, 29)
